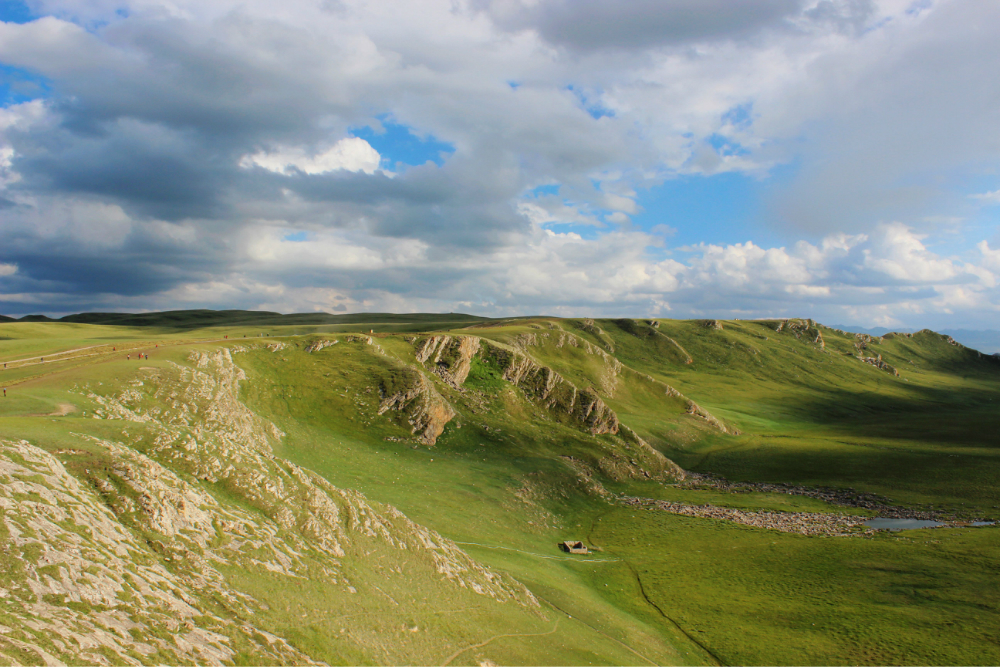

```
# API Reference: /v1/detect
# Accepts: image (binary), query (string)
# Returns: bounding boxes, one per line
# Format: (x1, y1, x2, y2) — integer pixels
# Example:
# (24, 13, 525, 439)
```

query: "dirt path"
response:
(586, 513, 724, 667)
(439, 618, 559, 666)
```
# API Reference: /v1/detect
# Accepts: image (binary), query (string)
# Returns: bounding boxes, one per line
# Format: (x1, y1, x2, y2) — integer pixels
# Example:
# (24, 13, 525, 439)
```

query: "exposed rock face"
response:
(477, 342, 619, 435)
(703, 319, 724, 330)
(378, 367, 457, 444)
(305, 338, 338, 353)
(412, 335, 620, 436)
(619, 426, 686, 481)
(578, 319, 615, 352)
(768, 319, 828, 351)
(87, 350, 534, 602)
(416, 335, 481, 387)
(31, 347, 543, 664)
(686, 400, 740, 435)
(853, 332, 883, 350)
(0, 438, 316, 666)
(507, 330, 624, 397)
(861, 353, 900, 376)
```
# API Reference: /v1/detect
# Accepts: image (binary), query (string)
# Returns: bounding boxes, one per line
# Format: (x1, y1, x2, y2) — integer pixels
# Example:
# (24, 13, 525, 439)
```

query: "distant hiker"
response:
(127, 354, 130, 360)
(3, 388, 5, 397)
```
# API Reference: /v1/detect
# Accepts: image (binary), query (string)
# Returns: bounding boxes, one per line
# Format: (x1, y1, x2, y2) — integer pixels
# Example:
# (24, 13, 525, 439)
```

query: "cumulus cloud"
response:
(0, 0, 999, 328)
(240, 138, 382, 176)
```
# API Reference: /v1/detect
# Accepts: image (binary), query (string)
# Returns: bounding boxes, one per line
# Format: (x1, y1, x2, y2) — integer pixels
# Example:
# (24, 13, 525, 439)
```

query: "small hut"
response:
(559, 541, 589, 554)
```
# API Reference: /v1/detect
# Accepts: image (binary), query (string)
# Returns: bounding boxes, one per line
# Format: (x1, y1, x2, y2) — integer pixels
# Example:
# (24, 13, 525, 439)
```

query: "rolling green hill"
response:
(0, 314, 997, 665)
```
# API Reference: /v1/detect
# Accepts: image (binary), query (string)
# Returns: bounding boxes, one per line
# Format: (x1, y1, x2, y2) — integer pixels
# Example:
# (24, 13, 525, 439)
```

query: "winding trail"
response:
(536, 596, 660, 667)
(587, 512, 725, 667)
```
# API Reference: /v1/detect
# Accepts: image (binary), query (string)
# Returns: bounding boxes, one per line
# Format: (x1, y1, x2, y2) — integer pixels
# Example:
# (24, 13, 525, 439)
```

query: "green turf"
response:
(1, 313, 998, 665)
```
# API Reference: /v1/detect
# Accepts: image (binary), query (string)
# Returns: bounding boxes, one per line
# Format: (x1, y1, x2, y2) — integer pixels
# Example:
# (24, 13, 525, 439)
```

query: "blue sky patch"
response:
(707, 133, 750, 157)
(352, 117, 454, 169)
(0, 65, 51, 107)
(722, 103, 754, 129)
(283, 231, 309, 242)
(525, 184, 561, 198)
(632, 171, 785, 248)
(566, 85, 615, 120)
(0, 0, 34, 23)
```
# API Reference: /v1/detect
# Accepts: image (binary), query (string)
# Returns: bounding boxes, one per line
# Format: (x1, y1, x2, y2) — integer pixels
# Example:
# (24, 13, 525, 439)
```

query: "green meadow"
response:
(0, 311, 997, 665)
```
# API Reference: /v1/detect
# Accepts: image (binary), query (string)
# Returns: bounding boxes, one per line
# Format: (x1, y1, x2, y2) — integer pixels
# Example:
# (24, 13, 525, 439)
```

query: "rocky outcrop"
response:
(0, 438, 317, 666)
(87, 351, 531, 605)
(378, 368, 457, 445)
(686, 400, 740, 435)
(853, 332, 883, 351)
(416, 335, 481, 387)
(305, 339, 338, 353)
(861, 353, 899, 376)
(478, 342, 619, 435)
(578, 318, 615, 352)
(411, 335, 620, 436)
(702, 319, 724, 330)
(619, 426, 686, 481)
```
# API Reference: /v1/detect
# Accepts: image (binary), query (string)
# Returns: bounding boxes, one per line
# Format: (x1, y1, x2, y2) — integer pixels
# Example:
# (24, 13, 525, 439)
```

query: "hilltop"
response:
(1, 310, 496, 330)
(0, 314, 997, 665)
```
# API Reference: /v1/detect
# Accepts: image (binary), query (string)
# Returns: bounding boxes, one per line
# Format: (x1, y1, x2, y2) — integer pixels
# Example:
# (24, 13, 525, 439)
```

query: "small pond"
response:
(864, 518, 944, 531)
(970, 521, 995, 526)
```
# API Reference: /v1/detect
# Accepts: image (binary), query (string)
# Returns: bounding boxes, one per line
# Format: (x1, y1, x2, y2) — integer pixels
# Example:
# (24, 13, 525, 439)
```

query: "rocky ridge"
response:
(0, 348, 540, 664)
(0, 438, 315, 666)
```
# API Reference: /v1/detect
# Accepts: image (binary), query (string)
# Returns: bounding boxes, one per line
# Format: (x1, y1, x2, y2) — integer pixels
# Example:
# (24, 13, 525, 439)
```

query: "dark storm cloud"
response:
(13, 122, 224, 220)
(477, 0, 804, 51)
(0, 218, 224, 296)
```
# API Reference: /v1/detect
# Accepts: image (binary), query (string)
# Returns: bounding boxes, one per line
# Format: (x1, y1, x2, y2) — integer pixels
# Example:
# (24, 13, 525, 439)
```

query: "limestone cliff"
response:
(377, 366, 457, 445)
(412, 335, 619, 436)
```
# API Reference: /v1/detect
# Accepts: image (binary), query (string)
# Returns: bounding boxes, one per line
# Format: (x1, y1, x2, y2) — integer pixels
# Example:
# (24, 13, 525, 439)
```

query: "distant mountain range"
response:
(831, 325, 1000, 354)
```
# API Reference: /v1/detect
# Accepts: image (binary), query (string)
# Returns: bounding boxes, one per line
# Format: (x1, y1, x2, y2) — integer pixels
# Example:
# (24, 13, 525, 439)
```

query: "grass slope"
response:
(0, 313, 997, 665)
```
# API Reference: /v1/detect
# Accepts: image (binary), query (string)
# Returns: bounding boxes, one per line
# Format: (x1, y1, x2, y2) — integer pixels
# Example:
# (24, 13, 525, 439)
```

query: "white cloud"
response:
(240, 138, 382, 176)
(2, 0, 1000, 330)
(0, 263, 17, 276)
(970, 190, 1000, 205)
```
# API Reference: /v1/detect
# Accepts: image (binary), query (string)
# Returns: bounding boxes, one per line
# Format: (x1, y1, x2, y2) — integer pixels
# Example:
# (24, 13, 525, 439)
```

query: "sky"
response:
(1, 0, 999, 328)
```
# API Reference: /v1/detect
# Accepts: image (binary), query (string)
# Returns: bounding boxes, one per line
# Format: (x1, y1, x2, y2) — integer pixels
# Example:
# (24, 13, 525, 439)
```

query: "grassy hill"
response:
(0, 313, 997, 665)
